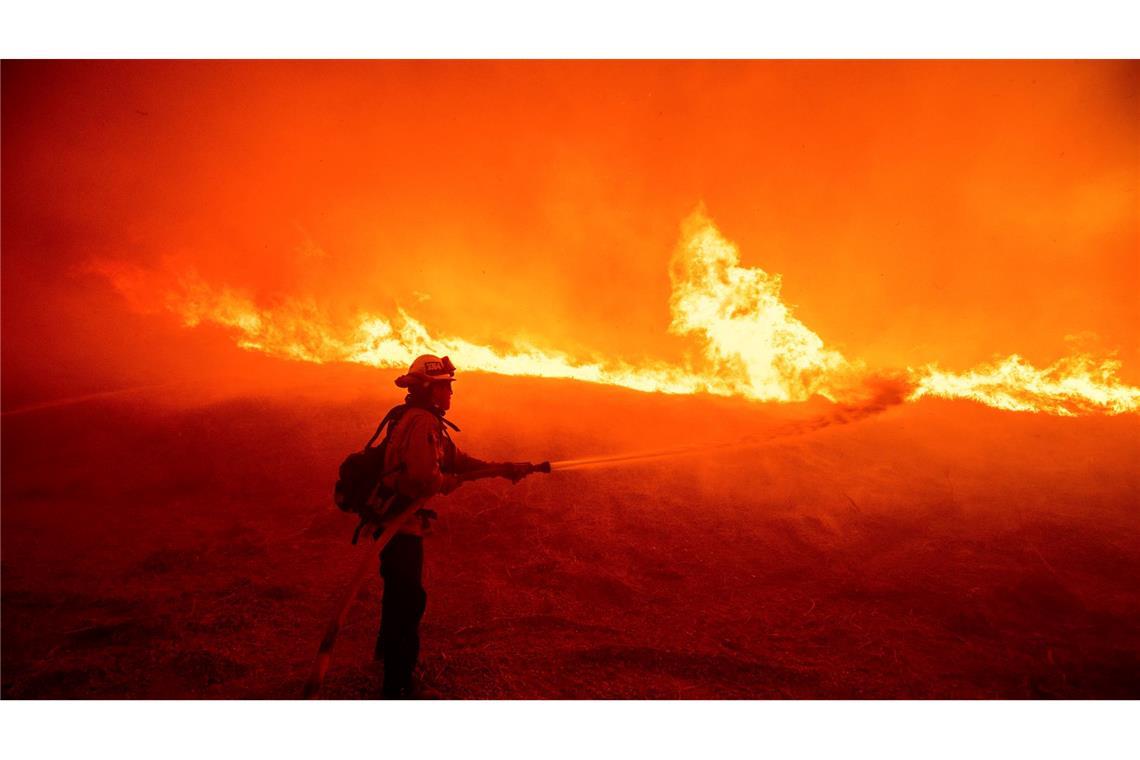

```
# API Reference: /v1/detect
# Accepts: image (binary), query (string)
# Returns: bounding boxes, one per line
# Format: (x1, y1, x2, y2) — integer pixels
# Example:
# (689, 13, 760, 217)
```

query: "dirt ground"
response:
(3, 369, 1139, 699)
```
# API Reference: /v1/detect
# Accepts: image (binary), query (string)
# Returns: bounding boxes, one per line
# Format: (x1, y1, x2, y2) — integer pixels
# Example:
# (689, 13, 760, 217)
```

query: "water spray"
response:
(548, 439, 759, 472)
(0, 382, 175, 417)
(545, 396, 898, 473)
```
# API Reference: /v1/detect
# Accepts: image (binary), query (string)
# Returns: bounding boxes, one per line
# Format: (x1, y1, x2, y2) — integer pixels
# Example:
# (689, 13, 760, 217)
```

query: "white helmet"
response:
(395, 354, 457, 388)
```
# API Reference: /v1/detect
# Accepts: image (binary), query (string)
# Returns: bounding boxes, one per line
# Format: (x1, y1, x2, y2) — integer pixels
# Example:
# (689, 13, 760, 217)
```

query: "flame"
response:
(95, 263, 716, 395)
(669, 210, 857, 401)
(909, 354, 1140, 416)
(94, 212, 1139, 416)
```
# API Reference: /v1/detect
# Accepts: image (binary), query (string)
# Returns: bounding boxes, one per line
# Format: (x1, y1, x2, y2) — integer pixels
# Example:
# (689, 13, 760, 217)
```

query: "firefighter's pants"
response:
(376, 533, 427, 697)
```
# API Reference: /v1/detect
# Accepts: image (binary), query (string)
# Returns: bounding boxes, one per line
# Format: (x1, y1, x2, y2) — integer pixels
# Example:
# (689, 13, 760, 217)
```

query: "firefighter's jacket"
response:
(381, 406, 489, 535)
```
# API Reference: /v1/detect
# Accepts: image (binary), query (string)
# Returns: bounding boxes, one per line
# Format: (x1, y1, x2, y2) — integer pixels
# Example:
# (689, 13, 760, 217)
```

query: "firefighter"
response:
(375, 354, 532, 699)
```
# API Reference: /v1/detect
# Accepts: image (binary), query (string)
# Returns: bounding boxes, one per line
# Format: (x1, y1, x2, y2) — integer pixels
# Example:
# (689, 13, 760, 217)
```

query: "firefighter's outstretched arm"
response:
(451, 447, 492, 476)
(453, 454, 552, 484)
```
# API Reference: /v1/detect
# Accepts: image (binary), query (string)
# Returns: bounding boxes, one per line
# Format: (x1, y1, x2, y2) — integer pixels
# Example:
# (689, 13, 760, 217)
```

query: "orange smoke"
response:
(95, 211, 1139, 416)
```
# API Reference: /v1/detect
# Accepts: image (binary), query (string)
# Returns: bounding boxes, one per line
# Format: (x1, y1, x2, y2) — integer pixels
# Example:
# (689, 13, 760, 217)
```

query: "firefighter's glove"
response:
(504, 462, 534, 484)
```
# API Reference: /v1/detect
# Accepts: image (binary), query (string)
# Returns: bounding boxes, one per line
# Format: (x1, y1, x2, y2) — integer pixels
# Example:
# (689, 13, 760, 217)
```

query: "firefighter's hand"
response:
(503, 462, 534, 483)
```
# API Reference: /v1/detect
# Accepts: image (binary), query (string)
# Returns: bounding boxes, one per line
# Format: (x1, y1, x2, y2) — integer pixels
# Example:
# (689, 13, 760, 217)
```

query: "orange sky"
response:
(2, 60, 1137, 409)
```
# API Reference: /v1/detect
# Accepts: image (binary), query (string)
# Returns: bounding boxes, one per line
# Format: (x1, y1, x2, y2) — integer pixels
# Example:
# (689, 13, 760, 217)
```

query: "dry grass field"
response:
(4, 369, 1138, 698)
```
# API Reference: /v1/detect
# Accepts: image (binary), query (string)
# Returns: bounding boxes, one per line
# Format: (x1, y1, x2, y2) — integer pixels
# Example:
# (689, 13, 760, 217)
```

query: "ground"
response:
(3, 367, 1139, 698)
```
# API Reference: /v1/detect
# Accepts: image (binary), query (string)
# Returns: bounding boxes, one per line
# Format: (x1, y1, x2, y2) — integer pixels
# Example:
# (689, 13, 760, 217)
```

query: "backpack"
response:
(333, 405, 409, 541)
(334, 403, 463, 543)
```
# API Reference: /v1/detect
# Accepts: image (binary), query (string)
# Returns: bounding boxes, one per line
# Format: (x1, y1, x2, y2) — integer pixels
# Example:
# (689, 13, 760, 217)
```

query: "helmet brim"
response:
(395, 372, 457, 388)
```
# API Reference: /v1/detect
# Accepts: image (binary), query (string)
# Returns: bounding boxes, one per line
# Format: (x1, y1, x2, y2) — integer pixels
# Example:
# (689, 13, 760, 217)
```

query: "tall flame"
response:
(669, 210, 856, 402)
(94, 211, 1139, 416)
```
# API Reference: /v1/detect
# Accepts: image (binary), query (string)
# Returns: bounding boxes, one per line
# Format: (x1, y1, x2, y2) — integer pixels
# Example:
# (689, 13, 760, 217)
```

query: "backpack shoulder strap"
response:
(364, 404, 409, 449)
